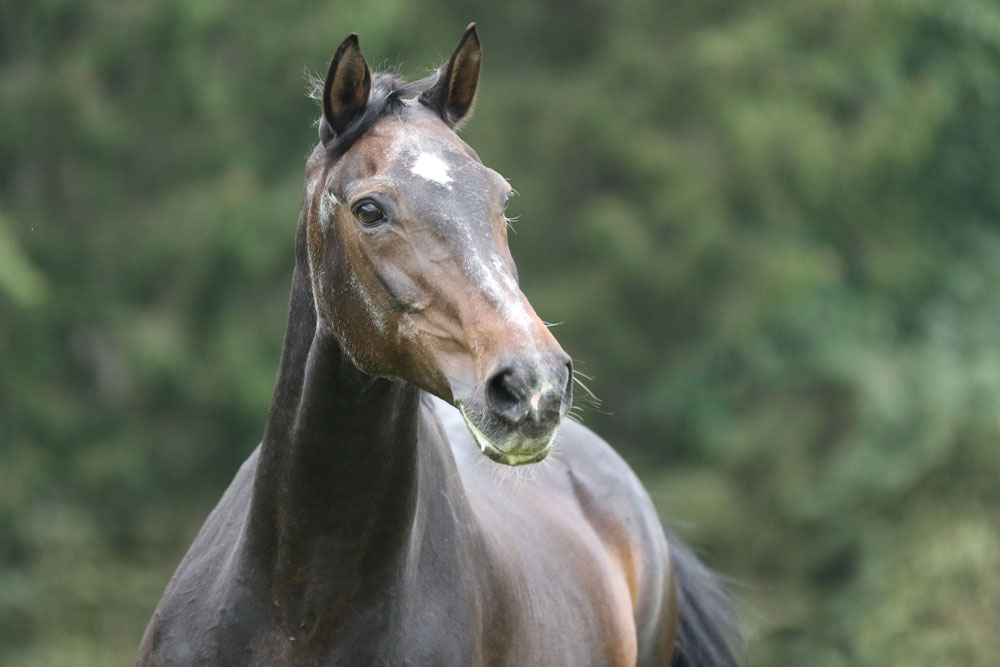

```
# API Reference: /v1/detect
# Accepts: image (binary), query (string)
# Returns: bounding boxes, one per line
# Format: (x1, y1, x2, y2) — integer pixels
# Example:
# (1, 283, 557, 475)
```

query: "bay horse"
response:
(138, 25, 741, 666)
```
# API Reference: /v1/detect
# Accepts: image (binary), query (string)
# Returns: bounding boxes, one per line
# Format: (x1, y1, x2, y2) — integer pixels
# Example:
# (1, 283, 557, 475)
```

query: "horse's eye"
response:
(353, 201, 386, 226)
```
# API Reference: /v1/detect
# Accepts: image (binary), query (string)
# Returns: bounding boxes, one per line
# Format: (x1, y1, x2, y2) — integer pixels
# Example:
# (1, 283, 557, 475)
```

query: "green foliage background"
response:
(2, 0, 999, 664)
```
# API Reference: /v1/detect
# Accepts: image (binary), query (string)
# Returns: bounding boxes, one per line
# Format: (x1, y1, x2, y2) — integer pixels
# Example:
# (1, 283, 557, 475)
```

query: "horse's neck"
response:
(243, 251, 425, 621)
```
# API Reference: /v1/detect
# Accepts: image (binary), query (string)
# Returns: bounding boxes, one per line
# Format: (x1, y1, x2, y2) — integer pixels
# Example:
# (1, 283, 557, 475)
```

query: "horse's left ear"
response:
(421, 23, 482, 128)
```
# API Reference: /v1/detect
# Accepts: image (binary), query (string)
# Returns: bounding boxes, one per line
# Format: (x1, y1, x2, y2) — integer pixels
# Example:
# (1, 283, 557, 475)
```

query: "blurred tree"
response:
(1, 0, 998, 664)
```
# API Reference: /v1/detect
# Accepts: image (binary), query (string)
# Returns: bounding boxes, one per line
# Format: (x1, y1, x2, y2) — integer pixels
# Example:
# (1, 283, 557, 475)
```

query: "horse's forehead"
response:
(371, 114, 467, 157)
(349, 116, 496, 192)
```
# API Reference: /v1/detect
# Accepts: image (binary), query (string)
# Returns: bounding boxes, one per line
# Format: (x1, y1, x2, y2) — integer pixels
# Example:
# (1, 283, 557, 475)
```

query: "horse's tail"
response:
(666, 529, 746, 667)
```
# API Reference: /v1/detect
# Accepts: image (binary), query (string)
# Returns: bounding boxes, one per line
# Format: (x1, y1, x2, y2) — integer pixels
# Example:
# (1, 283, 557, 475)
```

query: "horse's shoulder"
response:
(554, 419, 675, 658)
(556, 418, 659, 519)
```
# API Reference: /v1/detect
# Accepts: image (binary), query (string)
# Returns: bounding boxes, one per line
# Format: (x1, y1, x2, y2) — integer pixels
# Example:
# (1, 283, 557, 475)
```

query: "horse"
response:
(137, 25, 742, 667)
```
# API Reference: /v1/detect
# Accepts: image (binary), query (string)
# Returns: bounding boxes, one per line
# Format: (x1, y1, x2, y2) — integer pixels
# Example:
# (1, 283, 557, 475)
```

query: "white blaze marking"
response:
(411, 152, 453, 187)
(485, 254, 535, 334)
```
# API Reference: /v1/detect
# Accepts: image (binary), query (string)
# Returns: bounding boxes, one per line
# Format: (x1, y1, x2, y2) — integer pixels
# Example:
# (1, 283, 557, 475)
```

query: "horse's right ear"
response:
(420, 23, 482, 128)
(321, 34, 372, 143)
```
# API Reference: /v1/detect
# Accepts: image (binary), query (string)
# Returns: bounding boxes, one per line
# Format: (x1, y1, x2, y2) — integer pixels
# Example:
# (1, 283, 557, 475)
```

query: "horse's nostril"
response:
(487, 368, 524, 421)
(486, 358, 571, 430)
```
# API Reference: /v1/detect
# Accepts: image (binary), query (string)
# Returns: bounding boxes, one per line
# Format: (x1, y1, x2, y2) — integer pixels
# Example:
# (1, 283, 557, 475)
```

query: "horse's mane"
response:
(307, 68, 442, 160)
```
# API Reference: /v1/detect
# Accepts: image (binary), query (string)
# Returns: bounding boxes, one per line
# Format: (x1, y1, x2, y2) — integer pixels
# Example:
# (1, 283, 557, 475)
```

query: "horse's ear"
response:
(421, 23, 482, 128)
(321, 34, 372, 143)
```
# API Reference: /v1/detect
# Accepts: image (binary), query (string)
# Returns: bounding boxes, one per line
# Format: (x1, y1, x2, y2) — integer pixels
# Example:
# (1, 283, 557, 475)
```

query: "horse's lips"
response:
(456, 403, 556, 466)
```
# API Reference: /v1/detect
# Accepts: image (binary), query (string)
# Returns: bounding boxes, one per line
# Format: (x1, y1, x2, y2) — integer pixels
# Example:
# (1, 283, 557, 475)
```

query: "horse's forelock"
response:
(317, 71, 443, 161)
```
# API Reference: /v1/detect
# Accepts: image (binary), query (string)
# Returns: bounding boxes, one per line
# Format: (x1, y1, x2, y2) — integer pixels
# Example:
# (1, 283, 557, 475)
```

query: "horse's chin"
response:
(457, 403, 557, 466)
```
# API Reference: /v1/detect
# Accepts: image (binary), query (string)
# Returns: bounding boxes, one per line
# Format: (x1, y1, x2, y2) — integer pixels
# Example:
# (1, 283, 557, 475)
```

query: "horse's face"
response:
(304, 27, 572, 465)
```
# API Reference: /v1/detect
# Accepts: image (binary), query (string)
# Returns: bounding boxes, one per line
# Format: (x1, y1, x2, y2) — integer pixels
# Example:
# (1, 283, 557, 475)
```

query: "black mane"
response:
(312, 70, 441, 160)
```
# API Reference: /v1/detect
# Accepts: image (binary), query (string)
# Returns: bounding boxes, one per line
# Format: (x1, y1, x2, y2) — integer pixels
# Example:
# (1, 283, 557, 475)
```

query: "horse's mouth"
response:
(457, 403, 556, 466)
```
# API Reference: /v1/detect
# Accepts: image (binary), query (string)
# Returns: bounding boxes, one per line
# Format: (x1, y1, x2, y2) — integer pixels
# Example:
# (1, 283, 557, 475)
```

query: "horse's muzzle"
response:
(458, 352, 573, 465)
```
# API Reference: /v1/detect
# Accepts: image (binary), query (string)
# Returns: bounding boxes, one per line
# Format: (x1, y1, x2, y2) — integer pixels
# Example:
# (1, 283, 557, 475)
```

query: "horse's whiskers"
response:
(569, 367, 604, 415)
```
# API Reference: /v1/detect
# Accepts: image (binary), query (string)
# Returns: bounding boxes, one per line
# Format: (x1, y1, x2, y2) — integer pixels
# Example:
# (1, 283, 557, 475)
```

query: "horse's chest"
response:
(147, 558, 637, 667)
(398, 557, 637, 667)
(483, 587, 638, 667)
(315, 569, 636, 667)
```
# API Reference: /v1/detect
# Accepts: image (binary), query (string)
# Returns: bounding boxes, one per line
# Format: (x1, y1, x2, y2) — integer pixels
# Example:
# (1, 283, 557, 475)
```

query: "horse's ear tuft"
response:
(421, 23, 482, 128)
(322, 34, 372, 142)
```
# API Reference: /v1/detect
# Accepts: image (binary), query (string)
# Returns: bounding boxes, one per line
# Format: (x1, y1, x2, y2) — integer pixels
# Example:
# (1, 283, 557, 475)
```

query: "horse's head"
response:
(302, 25, 571, 466)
